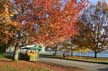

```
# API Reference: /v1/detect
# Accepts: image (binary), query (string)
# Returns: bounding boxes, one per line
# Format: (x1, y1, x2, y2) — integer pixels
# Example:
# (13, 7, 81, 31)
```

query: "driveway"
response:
(39, 57, 108, 71)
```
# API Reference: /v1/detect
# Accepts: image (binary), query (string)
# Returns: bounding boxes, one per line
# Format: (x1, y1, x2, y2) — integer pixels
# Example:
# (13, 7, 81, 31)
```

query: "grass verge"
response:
(0, 54, 52, 71)
(0, 60, 52, 71)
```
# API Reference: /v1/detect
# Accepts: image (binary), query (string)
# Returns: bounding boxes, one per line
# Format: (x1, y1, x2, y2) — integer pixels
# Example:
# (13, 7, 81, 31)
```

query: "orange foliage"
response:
(10, 0, 88, 46)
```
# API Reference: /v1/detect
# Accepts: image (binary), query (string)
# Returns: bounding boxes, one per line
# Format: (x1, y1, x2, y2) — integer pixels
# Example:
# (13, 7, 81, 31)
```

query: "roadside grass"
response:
(0, 54, 6, 59)
(0, 54, 53, 71)
(67, 56, 108, 63)
(0, 60, 52, 71)
(40, 54, 108, 64)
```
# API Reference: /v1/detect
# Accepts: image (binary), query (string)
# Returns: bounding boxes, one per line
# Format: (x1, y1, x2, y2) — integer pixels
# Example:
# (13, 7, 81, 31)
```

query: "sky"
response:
(9, 0, 108, 4)
(89, 0, 108, 4)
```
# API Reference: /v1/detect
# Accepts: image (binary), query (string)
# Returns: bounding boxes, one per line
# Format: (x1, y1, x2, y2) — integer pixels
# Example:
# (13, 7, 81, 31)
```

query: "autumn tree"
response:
(0, 0, 88, 60)
(10, 0, 88, 46)
(12, 0, 88, 60)
(0, 0, 36, 60)
(0, 0, 20, 53)
(59, 40, 73, 57)
(75, 0, 108, 58)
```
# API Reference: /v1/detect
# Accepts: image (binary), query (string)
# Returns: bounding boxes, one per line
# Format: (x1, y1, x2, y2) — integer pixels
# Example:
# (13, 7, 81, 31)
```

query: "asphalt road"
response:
(39, 57, 108, 71)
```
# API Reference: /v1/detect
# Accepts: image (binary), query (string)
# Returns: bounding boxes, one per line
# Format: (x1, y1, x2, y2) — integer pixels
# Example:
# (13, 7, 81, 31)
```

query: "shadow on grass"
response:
(0, 54, 12, 62)
(4, 55, 13, 59)
(39, 54, 63, 59)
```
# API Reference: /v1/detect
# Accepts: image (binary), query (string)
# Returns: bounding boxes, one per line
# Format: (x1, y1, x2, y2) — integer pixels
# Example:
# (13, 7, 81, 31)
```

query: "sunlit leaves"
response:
(9, 0, 88, 46)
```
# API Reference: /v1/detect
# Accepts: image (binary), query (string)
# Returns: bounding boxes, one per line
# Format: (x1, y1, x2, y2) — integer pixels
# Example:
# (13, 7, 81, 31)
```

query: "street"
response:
(39, 57, 108, 71)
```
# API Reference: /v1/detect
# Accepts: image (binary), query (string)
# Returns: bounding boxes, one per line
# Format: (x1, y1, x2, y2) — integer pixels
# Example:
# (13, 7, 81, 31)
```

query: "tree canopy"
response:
(0, 0, 88, 60)
(74, 0, 108, 58)
(9, 0, 88, 46)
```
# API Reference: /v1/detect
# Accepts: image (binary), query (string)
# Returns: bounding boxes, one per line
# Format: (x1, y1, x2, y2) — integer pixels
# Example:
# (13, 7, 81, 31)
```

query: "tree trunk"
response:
(94, 51, 97, 58)
(13, 46, 19, 61)
(63, 52, 66, 58)
(53, 51, 57, 56)
(71, 51, 73, 56)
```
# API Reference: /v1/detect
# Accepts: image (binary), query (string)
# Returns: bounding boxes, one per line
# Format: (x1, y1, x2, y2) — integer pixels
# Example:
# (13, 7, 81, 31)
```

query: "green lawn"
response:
(0, 54, 5, 59)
